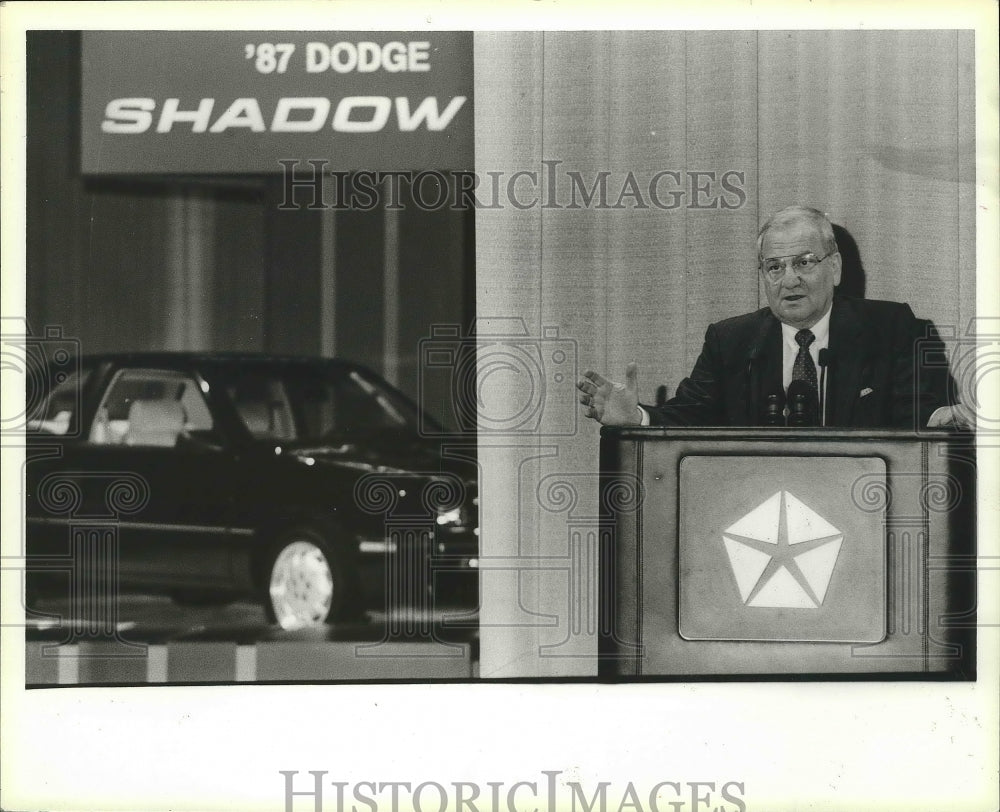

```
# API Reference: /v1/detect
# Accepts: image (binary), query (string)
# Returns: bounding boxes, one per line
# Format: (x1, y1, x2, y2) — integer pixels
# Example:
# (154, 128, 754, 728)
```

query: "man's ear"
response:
(831, 251, 842, 286)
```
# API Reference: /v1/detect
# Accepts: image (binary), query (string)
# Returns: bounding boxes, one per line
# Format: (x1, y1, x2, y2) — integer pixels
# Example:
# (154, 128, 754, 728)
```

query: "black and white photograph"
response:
(20, 27, 481, 684)
(2, 2, 997, 811)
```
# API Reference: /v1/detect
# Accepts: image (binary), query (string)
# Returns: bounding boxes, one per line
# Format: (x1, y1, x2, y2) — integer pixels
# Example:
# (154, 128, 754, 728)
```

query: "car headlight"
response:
(435, 508, 463, 526)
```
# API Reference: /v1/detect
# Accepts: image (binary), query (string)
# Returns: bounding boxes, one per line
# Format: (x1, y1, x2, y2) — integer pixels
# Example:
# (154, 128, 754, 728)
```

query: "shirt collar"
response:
(780, 303, 832, 351)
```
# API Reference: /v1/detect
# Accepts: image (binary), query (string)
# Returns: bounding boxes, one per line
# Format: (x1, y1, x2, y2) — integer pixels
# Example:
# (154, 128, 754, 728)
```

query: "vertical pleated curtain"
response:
(475, 30, 975, 677)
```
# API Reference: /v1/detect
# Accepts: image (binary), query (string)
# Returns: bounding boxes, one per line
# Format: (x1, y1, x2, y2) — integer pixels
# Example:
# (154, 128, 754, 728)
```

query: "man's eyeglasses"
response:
(759, 251, 834, 283)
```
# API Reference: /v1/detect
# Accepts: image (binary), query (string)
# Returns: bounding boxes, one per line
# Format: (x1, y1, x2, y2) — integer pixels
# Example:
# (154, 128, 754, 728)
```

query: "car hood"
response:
(274, 432, 476, 481)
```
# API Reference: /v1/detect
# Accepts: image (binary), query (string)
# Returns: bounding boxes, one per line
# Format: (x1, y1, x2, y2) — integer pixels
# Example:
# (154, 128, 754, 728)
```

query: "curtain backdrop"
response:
(475, 30, 976, 677)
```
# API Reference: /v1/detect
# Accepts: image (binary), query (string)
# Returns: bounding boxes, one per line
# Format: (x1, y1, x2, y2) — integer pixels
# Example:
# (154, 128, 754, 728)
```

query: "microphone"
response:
(818, 348, 833, 427)
(763, 391, 786, 426)
(787, 379, 818, 427)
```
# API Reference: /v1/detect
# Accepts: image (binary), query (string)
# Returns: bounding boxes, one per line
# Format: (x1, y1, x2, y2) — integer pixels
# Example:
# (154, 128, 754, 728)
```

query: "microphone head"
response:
(762, 390, 786, 425)
(786, 379, 815, 402)
(818, 347, 833, 367)
(786, 379, 819, 426)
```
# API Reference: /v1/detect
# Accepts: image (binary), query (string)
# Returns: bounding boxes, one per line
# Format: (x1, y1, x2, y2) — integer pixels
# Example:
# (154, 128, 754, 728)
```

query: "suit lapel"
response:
(827, 298, 867, 426)
(751, 315, 783, 423)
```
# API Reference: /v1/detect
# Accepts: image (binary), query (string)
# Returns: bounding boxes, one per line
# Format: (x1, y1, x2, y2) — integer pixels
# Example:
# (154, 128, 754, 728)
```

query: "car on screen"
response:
(24, 353, 478, 630)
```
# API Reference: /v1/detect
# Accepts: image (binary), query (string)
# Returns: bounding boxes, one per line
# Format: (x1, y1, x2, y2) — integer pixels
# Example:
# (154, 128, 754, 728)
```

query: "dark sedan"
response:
(25, 353, 478, 630)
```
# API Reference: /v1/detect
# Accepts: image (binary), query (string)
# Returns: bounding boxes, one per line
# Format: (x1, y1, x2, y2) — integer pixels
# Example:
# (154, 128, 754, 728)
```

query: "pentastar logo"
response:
(722, 491, 843, 609)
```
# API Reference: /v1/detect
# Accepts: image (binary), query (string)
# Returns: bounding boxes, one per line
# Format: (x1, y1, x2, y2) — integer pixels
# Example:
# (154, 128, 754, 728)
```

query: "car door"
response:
(44, 364, 243, 592)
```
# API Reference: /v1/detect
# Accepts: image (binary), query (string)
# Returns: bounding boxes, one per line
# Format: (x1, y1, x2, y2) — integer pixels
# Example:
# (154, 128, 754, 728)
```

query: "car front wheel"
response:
(266, 532, 341, 630)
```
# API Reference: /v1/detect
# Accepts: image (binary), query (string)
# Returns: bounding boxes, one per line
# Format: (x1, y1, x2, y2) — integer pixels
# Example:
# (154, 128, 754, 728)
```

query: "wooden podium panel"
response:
(598, 428, 976, 679)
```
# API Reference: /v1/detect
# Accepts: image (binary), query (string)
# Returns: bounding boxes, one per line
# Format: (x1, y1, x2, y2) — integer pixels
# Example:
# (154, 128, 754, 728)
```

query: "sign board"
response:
(81, 32, 473, 173)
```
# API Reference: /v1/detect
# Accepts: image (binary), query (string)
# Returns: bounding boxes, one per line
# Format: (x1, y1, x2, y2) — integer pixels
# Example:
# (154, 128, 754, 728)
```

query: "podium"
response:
(598, 428, 976, 679)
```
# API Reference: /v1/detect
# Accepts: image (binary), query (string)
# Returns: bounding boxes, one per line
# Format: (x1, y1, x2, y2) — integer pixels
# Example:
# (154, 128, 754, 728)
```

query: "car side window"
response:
(27, 367, 92, 435)
(89, 368, 214, 448)
(225, 371, 296, 441)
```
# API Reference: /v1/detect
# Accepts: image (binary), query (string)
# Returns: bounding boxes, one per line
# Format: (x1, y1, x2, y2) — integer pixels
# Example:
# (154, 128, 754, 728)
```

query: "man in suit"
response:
(577, 205, 964, 429)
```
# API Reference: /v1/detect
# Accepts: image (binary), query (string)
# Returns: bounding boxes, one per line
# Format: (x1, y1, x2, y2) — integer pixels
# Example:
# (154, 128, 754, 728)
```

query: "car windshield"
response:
(220, 363, 427, 442)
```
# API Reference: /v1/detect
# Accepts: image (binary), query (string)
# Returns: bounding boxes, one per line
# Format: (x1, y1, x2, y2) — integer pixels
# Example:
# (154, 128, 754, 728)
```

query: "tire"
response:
(264, 526, 349, 630)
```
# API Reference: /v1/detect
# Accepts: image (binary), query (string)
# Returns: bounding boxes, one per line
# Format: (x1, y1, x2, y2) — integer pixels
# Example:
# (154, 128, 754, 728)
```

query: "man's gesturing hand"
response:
(577, 363, 641, 426)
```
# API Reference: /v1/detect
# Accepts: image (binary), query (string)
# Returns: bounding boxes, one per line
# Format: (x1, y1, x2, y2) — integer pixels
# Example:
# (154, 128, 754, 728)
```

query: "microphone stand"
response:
(818, 348, 831, 427)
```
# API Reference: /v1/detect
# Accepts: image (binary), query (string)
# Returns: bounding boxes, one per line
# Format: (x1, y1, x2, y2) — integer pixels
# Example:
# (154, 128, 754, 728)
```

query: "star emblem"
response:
(722, 491, 844, 609)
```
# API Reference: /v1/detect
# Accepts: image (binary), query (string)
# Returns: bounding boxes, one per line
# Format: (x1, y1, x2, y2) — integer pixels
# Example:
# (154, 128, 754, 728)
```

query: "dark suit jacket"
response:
(644, 296, 950, 429)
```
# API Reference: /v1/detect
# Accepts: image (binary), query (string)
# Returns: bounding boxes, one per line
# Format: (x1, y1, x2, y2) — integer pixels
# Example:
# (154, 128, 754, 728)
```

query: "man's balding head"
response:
(757, 206, 842, 330)
(756, 205, 839, 261)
